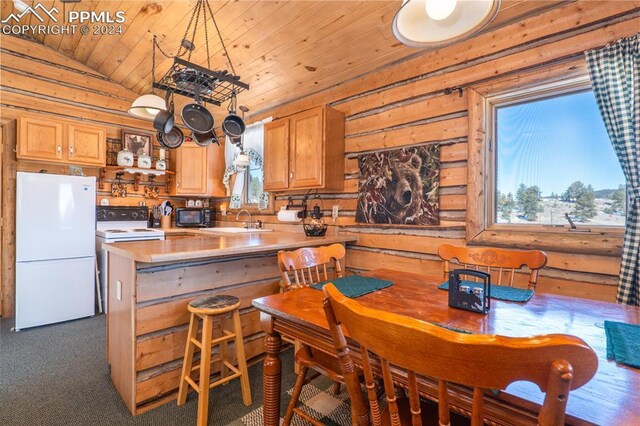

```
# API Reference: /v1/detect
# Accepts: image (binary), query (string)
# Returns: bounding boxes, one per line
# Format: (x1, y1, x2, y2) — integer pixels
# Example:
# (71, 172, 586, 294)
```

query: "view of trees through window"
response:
(245, 162, 263, 205)
(495, 88, 626, 226)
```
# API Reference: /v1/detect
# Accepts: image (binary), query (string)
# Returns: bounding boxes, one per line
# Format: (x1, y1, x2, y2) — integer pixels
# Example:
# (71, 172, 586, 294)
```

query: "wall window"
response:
(244, 157, 264, 206)
(489, 78, 626, 228)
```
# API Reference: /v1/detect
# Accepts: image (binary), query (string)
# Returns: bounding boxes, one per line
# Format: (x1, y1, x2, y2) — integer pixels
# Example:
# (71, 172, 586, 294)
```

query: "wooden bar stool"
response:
(177, 294, 252, 426)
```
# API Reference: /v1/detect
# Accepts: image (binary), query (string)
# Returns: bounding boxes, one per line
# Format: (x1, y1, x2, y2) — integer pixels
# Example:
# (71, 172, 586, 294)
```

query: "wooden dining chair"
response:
(438, 244, 548, 290)
(278, 243, 346, 291)
(323, 283, 599, 426)
(277, 243, 347, 425)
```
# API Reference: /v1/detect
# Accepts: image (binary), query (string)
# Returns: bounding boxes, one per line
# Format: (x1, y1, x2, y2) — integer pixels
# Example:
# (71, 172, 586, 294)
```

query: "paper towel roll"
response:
(277, 208, 302, 222)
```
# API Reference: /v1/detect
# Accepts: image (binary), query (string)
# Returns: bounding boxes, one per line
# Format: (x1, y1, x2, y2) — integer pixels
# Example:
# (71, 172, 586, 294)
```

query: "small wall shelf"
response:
(99, 165, 174, 193)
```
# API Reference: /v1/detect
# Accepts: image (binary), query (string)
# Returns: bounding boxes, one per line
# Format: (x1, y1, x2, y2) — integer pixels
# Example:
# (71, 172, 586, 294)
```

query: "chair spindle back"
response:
(278, 244, 346, 291)
(438, 244, 548, 290)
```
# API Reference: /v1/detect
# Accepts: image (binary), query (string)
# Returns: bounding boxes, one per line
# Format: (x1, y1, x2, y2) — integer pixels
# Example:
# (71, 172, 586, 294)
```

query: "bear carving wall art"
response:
(355, 144, 440, 225)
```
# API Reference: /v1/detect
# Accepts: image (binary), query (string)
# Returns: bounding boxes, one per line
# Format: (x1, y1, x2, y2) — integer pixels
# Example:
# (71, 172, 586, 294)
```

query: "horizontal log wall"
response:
(0, 35, 181, 208)
(0, 36, 195, 317)
(231, 1, 640, 303)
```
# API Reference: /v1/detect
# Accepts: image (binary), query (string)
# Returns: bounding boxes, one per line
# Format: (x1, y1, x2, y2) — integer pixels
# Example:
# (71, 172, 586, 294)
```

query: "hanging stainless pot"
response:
(222, 92, 245, 138)
(192, 130, 219, 147)
(153, 92, 175, 133)
(158, 126, 184, 149)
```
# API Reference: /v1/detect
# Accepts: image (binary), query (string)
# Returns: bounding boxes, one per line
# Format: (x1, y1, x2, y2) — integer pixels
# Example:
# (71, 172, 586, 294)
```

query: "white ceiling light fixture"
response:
(425, 0, 457, 21)
(392, 0, 501, 48)
(13, 0, 29, 13)
(127, 93, 166, 121)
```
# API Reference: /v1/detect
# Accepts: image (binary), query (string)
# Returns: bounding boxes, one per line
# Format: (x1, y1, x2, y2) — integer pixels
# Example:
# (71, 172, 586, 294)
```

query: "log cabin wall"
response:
(0, 35, 185, 207)
(0, 35, 192, 317)
(231, 1, 640, 303)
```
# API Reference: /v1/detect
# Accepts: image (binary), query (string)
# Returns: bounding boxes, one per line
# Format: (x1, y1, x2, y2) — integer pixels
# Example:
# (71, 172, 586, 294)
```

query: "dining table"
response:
(252, 269, 640, 426)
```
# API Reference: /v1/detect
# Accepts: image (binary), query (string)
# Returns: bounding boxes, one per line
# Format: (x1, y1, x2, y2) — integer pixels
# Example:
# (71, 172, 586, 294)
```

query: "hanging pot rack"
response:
(150, 0, 249, 106)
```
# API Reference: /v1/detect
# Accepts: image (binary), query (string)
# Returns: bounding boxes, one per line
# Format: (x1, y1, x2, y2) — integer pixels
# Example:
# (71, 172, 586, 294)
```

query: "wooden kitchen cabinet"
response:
(17, 116, 64, 162)
(263, 119, 290, 190)
(17, 116, 106, 167)
(263, 105, 344, 191)
(170, 142, 225, 197)
(68, 124, 106, 166)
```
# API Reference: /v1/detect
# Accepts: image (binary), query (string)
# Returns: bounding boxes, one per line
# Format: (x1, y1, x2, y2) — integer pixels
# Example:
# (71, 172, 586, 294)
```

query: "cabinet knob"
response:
(69, 146, 74, 156)
(290, 171, 294, 180)
(57, 145, 62, 154)
(177, 181, 180, 188)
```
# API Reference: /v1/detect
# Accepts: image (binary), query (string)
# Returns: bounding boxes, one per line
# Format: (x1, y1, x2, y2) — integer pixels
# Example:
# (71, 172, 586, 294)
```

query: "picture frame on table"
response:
(122, 129, 153, 158)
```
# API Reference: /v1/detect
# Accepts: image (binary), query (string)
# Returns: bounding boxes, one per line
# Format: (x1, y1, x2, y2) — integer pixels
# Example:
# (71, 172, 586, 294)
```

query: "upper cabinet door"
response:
(289, 108, 324, 188)
(174, 142, 208, 196)
(18, 117, 65, 162)
(263, 119, 290, 191)
(68, 124, 106, 166)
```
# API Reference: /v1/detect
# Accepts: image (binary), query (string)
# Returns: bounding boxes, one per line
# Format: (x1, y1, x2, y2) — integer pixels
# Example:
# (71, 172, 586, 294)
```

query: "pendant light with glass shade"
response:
(128, 93, 167, 120)
(128, 36, 167, 120)
(392, 0, 501, 48)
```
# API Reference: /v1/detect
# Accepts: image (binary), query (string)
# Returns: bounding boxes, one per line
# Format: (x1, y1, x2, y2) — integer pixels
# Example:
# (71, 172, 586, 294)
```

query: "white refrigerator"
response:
(15, 172, 96, 330)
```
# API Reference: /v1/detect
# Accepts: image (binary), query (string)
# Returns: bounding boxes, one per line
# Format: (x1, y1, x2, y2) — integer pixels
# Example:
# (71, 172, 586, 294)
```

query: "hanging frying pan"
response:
(182, 103, 214, 133)
(181, 84, 214, 133)
(222, 92, 245, 138)
(192, 130, 220, 147)
(158, 126, 184, 149)
(157, 131, 169, 149)
(153, 92, 175, 133)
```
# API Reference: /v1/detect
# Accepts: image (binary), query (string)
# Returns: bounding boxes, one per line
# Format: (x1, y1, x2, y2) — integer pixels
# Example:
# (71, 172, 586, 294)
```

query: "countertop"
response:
(102, 230, 357, 263)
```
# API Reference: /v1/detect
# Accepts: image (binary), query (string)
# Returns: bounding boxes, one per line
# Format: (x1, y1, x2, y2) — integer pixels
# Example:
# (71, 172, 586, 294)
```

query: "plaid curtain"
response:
(585, 34, 640, 306)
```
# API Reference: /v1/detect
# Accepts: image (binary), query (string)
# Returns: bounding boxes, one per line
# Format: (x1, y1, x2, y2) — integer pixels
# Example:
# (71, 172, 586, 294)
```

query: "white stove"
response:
(95, 223, 165, 241)
(95, 207, 165, 313)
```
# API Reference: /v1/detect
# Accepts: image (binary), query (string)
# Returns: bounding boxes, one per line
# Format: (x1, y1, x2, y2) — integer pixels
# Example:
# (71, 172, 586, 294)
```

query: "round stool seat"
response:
(188, 294, 241, 315)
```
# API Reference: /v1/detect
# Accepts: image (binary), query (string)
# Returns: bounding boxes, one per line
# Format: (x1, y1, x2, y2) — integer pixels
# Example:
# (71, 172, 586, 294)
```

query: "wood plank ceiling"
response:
(2, 0, 562, 122)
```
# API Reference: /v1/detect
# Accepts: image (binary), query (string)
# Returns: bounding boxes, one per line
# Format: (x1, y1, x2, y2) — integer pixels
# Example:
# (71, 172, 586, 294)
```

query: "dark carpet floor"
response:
(0, 315, 297, 426)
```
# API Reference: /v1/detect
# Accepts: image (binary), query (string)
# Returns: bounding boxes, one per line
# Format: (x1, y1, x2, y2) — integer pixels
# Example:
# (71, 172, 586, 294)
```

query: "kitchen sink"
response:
(200, 227, 274, 234)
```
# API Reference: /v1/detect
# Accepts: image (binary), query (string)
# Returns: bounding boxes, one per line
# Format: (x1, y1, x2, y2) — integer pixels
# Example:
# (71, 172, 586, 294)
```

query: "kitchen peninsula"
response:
(102, 231, 356, 415)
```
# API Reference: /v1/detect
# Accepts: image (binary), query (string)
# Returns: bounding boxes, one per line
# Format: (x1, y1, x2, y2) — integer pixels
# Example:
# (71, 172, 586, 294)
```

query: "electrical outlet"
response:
(332, 205, 339, 220)
(116, 280, 122, 301)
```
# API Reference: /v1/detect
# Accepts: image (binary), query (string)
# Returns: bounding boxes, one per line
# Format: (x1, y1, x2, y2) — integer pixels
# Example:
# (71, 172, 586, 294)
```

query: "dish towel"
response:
(311, 275, 393, 298)
(604, 320, 640, 369)
(438, 280, 534, 303)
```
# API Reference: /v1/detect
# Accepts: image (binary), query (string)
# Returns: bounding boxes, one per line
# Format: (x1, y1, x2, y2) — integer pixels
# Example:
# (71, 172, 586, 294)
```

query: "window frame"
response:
(467, 72, 624, 256)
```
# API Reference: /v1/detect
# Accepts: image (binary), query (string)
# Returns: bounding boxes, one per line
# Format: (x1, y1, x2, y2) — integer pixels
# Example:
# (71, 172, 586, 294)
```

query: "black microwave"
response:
(175, 208, 214, 228)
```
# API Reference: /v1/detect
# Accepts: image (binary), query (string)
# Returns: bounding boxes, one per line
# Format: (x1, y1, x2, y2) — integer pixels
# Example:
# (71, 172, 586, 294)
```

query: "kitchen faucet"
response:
(236, 209, 261, 229)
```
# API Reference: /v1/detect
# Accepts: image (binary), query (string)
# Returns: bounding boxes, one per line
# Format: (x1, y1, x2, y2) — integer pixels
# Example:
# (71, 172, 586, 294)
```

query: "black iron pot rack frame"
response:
(153, 57, 249, 106)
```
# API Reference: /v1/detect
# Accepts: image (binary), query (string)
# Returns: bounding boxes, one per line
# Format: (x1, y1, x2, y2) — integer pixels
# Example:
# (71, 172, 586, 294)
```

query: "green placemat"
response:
(604, 320, 640, 369)
(438, 280, 534, 303)
(311, 275, 393, 298)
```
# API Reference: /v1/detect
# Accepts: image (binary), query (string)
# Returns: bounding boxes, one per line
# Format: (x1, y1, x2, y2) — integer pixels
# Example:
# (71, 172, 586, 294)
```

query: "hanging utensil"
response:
(111, 172, 127, 198)
(153, 91, 175, 133)
(222, 92, 245, 138)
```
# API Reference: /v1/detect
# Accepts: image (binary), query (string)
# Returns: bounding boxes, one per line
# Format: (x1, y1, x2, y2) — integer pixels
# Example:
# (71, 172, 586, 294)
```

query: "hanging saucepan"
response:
(158, 126, 184, 149)
(191, 130, 219, 147)
(153, 92, 175, 133)
(181, 84, 214, 133)
(222, 92, 245, 138)
(157, 131, 169, 149)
